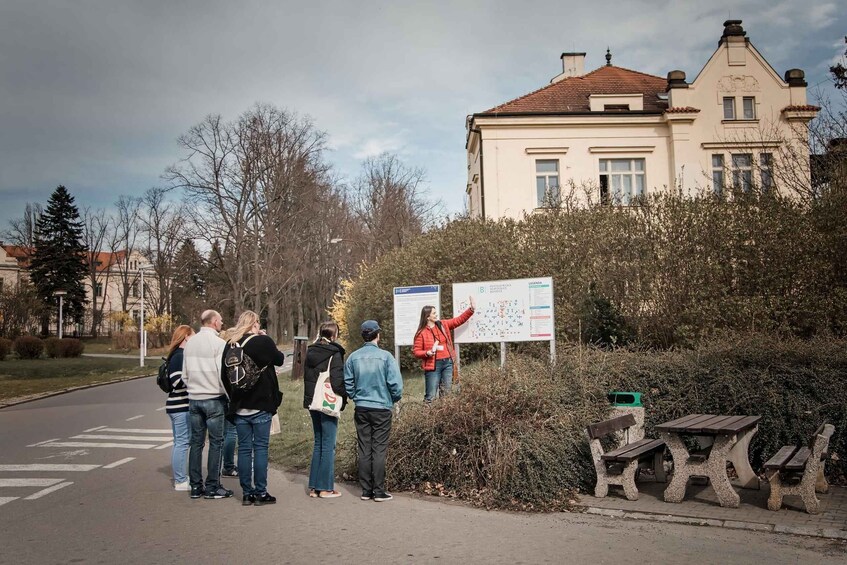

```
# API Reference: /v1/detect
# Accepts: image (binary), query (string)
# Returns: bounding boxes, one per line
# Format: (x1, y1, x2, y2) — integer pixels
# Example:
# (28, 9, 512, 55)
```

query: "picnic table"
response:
(655, 414, 761, 508)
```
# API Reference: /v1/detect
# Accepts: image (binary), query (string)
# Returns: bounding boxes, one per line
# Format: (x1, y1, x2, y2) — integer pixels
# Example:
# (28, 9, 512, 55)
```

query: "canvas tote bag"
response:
(308, 355, 341, 418)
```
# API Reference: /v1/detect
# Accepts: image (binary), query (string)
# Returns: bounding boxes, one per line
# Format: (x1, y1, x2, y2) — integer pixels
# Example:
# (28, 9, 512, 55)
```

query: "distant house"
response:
(465, 20, 819, 219)
(0, 243, 157, 335)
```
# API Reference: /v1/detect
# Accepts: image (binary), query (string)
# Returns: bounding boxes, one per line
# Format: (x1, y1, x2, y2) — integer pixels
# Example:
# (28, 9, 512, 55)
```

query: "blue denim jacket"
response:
(344, 342, 403, 410)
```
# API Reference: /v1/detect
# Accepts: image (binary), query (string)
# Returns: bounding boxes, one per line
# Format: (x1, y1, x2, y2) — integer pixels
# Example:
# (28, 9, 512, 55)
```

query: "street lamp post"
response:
(139, 265, 154, 367)
(53, 290, 67, 338)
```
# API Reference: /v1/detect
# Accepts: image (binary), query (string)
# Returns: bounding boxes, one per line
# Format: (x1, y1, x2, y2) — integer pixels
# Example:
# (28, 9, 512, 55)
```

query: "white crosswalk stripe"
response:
(35, 442, 158, 449)
(103, 457, 135, 469)
(71, 434, 173, 442)
(25, 482, 73, 500)
(0, 478, 65, 487)
(0, 464, 99, 472)
(99, 428, 171, 434)
(0, 497, 19, 506)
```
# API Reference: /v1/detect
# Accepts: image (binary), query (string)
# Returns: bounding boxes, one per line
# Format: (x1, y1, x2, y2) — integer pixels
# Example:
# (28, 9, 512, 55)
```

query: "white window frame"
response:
(535, 159, 560, 207)
(723, 97, 736, 120)
(732, 153, 753, 191)
(599, 158, 646, 205)
(712, 154, 725, 194)
(760, 153, 773, 192)
(742, 97, 756, 120)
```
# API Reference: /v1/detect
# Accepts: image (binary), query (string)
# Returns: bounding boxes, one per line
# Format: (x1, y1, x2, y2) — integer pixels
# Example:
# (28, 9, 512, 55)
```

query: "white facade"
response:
(466, 21, 818, 219)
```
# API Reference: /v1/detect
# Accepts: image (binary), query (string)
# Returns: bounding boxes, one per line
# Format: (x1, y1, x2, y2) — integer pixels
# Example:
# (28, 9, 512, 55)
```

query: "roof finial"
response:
(605, 47, 612, 66)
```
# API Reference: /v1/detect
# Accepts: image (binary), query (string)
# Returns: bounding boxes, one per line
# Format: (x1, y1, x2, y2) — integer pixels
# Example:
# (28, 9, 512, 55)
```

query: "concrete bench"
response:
(587, 414, 666, 501)
(763, 423, 834, 514)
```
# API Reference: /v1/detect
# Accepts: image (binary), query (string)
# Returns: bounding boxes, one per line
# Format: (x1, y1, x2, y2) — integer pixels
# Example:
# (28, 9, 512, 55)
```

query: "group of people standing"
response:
(160, 297, 475, 505)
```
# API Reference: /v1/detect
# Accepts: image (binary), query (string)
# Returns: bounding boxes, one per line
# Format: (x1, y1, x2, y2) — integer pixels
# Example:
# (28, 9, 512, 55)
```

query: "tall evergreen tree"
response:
(29, 186, 89, 334)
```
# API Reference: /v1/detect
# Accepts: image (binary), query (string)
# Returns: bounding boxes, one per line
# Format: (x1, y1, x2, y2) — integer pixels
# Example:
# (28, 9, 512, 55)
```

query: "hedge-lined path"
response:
(583, 479, 847, 540)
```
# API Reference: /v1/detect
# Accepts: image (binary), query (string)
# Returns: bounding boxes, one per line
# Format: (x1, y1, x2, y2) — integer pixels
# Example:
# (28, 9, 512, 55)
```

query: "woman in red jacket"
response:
(413, 296, 475, 403)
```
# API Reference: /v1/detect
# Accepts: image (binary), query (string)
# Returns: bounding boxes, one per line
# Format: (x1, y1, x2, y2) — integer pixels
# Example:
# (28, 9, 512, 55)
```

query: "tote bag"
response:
(308, 355, 341, 418)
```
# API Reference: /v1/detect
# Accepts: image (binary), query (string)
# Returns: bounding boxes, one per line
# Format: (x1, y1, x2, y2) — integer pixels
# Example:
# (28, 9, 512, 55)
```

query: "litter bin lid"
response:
(608, 391, 642, 407)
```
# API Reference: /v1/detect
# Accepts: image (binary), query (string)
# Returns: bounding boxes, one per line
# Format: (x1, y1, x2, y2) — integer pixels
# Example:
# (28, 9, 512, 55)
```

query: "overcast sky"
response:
(1, 0, 844, 231)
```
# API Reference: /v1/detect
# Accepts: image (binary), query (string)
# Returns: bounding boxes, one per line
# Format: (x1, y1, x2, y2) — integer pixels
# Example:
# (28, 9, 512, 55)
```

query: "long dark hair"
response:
(315, 320, 339, 343)
(414, 305, 436, 337)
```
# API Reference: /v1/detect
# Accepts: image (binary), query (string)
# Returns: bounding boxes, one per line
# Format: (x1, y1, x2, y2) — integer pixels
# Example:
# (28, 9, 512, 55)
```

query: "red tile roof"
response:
(665, 106, 700, 113)
(480, 65, 668, 115)
(2, 245, 128, 272)
(1, 244, 31, 259)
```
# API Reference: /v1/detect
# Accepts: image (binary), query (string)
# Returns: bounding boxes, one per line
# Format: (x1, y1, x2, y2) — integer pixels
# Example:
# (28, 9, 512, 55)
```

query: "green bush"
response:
(13, 336, 44, 360)
(45, 337, 85, 358)
(377, 334, 846, 510)
(0, 337, 12, 360)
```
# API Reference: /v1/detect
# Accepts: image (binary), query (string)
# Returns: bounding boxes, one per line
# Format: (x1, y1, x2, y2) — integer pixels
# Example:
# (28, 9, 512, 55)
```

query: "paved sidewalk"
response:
(581, 478, 847, 540)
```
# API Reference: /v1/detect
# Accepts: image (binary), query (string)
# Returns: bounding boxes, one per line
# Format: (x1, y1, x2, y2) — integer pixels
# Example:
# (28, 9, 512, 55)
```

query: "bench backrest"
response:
(587, 414, 636, 440)
(808, 423, 835, 452)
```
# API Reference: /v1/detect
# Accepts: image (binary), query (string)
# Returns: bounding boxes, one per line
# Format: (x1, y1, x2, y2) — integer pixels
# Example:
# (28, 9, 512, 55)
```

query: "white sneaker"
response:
(174, 481, 190, 491)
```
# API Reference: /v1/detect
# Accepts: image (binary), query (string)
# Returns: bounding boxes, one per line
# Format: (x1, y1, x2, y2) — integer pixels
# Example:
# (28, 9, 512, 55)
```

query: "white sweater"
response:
(183, 327, 227, 400)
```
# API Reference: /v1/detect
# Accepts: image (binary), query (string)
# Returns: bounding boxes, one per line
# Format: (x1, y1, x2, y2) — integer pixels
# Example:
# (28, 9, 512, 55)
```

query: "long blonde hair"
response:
(167, 325, 195, 358)
(227, 310, 260, 344)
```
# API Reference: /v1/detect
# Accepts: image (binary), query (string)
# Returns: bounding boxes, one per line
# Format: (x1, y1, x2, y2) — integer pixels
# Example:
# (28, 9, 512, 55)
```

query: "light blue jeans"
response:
(309, 411, 339, 492)
(424, 358, 453, 403)
(168, 411, 190, 484)
(234, 411, 273, 496)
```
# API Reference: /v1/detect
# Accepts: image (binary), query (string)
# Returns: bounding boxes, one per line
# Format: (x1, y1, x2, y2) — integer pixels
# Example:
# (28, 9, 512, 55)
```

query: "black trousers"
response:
(354, 408, 393, 495)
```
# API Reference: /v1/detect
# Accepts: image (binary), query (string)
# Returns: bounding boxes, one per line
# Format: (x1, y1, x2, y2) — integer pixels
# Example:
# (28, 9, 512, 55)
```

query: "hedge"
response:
(44, 337, 85, 358)
(373, 334, 846, 511)
(13, 336, 44, 360)
(0, 337, 11, 361)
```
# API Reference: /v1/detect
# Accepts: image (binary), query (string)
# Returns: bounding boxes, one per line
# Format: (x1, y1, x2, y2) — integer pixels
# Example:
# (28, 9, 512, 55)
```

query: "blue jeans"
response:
(234, 411, 273, 496)
(424, 358, 453, 403)
(223, 419, 237, 472)
(168, 411, 190, 484)
(308, 411, 339, 492)
(188, 397, 226, 490)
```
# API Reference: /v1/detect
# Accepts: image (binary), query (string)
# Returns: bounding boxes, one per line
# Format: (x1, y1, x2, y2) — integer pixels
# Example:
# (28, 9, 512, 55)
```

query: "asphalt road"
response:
(0, 378, 844, 564)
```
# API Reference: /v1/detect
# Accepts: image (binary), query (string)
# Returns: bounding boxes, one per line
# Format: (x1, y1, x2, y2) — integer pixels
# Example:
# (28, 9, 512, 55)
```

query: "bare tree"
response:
(4, 203, 43, 249)
(109, 195, 142, 315)
(81, 207, 112, 336)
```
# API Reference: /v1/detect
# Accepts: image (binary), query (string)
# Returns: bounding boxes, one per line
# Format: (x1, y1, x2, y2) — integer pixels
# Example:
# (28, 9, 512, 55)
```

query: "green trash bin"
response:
(607, 391, 642, 407)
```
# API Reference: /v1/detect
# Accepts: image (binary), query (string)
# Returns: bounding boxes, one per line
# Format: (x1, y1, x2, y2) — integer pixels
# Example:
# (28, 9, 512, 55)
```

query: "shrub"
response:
(44, 337, 86, 358)
(377, 334, 846, 510)
(0, 337, 12, 360)
(13, 336, 44, 359)
(111, 332, 138, 351)
(44, 337, 61, 358)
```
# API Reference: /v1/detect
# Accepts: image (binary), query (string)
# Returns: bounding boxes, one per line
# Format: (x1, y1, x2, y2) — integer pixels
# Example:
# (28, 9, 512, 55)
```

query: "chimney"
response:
(551, 52, 586, 83)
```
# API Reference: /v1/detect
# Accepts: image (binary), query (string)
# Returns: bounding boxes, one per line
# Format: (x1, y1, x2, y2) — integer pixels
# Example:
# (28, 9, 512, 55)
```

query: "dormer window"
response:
(604, 104, 630, 112)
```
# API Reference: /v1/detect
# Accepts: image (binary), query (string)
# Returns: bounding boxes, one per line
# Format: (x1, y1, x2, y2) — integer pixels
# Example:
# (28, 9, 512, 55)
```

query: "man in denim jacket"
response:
(344, 320, 403, 502)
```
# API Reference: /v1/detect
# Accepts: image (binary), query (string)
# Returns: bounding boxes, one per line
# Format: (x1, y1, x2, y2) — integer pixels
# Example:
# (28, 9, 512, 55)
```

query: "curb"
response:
(583, 506, 847, 540)
(0, 372, 155, 409)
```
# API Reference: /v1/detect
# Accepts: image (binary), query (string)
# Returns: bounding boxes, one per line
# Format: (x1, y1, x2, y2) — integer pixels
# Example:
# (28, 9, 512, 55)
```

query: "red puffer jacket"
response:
(412, 307, 474, 371)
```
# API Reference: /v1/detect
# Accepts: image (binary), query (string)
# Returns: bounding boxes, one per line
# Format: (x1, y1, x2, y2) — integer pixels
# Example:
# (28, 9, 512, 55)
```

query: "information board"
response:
(393, 285, 440, 346)
(452, 277, 554, 344)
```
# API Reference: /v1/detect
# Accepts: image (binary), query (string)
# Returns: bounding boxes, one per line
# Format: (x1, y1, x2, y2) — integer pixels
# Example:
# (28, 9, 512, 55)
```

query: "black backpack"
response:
(224, 335, 266, 391)
(157, 356, 173, 393)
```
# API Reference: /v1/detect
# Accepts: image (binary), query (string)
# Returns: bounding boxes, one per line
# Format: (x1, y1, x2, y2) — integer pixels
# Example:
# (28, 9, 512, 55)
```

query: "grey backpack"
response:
(224, 335, 266, 391)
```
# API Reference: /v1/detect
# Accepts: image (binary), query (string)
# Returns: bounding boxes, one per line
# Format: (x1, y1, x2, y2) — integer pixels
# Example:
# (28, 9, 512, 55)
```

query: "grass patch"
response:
(269, 370, 426, 474)
(0, 357, 152, 402)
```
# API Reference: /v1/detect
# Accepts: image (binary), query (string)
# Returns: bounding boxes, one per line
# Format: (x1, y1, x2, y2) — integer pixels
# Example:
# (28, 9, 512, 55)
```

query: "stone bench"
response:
(587, 414, 666, 501)
(763, 423, 834, 514)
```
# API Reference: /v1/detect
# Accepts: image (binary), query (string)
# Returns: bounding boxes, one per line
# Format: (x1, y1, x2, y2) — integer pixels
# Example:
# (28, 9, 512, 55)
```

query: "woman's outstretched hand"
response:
(469, 295, 476, 310)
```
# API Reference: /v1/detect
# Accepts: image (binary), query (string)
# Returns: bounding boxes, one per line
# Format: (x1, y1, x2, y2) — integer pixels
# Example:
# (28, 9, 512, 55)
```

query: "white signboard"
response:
(393, 285, 440, 346)
(452, 277, 554, 344)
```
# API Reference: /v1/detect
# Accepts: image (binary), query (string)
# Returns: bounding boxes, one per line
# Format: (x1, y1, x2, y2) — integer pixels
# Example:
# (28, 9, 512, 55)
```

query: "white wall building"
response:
(465, 20, 819, 219)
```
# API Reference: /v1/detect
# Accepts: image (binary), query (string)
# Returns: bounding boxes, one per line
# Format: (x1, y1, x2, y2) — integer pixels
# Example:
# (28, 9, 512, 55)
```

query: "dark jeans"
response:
(309, 410, 339, 492)
(354, 407, 392, 495)
(234, 411, 273, 496)
(188, 397, 226, 491)
(223, 419, 237, 472)
(424, 358, 453, 403)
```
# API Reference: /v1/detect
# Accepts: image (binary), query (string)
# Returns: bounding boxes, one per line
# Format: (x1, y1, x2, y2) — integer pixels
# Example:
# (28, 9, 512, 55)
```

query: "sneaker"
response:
(242, 494, 255, 506)
(318, 490, 342, 499)
(373, 492, 393, 502)
(174, 481, 190, 492)
(221, 468, 238, 478)
(204, 487, 234, 500)
(253, 492, 276, 506)
(190, 486, 205, 499)
(360, 491, 373, 501)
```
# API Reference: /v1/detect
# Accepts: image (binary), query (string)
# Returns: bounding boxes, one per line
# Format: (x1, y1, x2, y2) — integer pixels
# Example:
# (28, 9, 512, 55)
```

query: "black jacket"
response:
(222, 333, 285, 419)
(303, 340, 347, 410)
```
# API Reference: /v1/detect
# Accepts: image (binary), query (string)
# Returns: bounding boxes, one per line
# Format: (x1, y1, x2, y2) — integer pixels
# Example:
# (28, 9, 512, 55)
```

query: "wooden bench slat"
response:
(764, 445, 797, 470)
(586, 413, 636, 440)
(699, 415, 747, 433)
(685, 415, 735, 434)
(720, 415, 761, 434)
(655, 413, 704, 432)
(785, 446, 812, 471)
(602, 439, 665, 462)
(662, 414, 718, 433)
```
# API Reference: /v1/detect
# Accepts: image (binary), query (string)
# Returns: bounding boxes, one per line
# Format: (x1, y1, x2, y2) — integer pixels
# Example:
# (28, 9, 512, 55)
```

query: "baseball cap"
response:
(361, 320, 381, 333)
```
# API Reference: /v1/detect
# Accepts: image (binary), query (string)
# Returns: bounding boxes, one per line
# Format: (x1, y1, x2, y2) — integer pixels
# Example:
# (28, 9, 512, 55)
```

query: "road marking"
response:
(99, 428, 171, 434)
(27, 439, 61, 447)
(103, 457, 135, 469)
(155, 406, 166, 411)
(25, 481, 73, 500)
(0, 497, 19, 507)
(0, 464, 100, 472)
(125, 415, 145, 421)
(83, 426, 107, 432)
(36, 442, 157, 450)
(71, 434, 173, 442)
(0, 478, 65, 487)
(155, 442, 174, 450)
